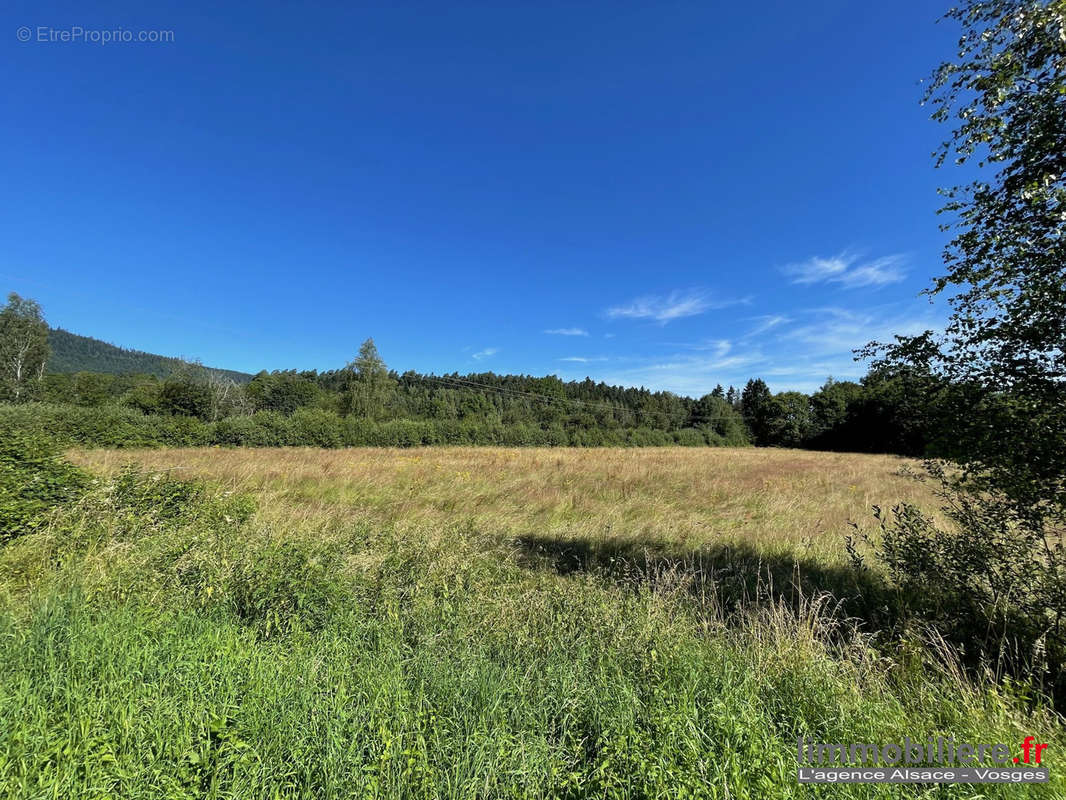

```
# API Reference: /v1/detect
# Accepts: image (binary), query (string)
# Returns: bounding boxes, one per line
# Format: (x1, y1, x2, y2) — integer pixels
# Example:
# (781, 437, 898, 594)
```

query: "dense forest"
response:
(46, 327, 252, 383)
(0, 293, 943, 454)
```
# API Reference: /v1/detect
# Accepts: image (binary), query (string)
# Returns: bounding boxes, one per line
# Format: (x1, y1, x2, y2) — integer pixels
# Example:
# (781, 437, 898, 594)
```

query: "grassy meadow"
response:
(1, 446, 1062, 798)
(69, 446, 940, 554)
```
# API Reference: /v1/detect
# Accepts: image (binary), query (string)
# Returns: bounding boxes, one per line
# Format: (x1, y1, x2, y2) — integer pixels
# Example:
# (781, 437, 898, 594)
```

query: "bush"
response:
(377, 419, 433, 447)
(625, 428, 671, 447)
(159, 378, 212, 419)
(850, 465, 1066, 703)
(0, 430, 86, 542)
(672, 428, 705, 447)
(109, 465, 208, 522)
(146, 414, 210, 447)
(0, 403, 207, 449)
(50, 467, 256, 553)
(212, 412, 293, 447)
(0, 401, 755, 451)
(289, 408, 343, 448)
(246, 411, 295, 446)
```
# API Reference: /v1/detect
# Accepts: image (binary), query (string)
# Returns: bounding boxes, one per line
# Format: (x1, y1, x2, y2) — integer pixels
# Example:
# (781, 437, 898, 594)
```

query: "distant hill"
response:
(46, 328, 253, 383)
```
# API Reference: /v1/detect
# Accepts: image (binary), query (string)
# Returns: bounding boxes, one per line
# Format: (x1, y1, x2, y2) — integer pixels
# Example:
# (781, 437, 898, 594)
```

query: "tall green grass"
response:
(1, 436, 1063, 798)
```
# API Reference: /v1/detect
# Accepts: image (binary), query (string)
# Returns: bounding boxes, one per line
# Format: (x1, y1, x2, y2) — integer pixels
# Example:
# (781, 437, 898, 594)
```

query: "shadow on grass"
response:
(513, 533, 900, 632)
(514, 534, 1066, 710)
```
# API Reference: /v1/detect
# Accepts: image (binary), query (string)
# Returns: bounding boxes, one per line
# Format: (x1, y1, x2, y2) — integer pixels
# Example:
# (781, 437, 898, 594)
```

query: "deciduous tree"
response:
(859, 0, 1066, 698)
(342, 338, 396, 420)
(0, 293, 49, 402)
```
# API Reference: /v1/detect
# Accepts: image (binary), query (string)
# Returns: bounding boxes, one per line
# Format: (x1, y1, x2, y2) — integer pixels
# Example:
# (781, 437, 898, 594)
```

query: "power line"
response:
(426, 375, 740, 424)
(416, 374, 740, 426)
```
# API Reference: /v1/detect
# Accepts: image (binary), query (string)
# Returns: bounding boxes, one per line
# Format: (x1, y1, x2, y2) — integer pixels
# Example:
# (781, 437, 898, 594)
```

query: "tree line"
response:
(0, 293, 950, 454)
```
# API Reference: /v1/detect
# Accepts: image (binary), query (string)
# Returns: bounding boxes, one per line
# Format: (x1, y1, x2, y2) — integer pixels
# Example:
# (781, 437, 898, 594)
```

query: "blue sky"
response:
(4, 1, 955, 394)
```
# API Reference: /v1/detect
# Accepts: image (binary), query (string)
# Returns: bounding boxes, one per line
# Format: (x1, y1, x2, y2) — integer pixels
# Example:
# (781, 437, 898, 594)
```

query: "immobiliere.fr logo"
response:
(796, 736, 1050, 785)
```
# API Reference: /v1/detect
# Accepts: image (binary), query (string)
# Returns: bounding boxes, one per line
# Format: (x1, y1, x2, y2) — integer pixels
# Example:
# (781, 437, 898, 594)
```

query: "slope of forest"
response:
(46, 327, 252, 383)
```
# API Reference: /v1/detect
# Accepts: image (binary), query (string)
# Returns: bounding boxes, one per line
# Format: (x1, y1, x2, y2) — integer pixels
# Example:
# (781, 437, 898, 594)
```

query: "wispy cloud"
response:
(670, 339, 733, 358)
(605, 290, 748, 324)
(553, 303, 945, 395)
(544, 327, 589, 336)
(557, 346, 765, 397)
(472, 347, 498, 360)
(743, 314, 790, 339)
(783, 252, 907, 289)
(787, 306, 936, 354)
(559, 356, 608, 363)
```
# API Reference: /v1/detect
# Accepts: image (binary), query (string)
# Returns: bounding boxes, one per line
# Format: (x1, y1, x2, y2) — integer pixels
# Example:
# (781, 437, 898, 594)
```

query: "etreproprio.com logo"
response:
(797, 736, 1050, 784)
(16, 26, 174, 44)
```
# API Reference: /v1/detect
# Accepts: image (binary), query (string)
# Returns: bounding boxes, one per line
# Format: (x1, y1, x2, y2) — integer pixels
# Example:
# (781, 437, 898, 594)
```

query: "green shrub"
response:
(289, 408, 343, 448)
(0, 401, 754, 451)
(0, 403, 204, 448)
(109, 466, 207, 521)
(147, 412, 213, 447)
(672, 428, 705, 447)
(213, 412, 292, 447)
(45, 466, 256, 560)
(0, 430, 86, 542)
(248, 411, 296, 446)
(377, 419, 432, 447)
(850, 465, 1066, 703)
(625, 428, 672, 447)
(55, 405, 156, 447)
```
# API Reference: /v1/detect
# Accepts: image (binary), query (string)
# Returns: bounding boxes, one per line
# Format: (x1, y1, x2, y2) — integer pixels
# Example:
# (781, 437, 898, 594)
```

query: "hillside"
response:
(46, 327, 252, 383)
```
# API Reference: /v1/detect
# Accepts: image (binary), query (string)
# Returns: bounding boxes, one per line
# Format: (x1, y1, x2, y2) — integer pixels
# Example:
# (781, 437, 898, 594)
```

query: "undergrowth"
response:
(1, 430, 1063, 798)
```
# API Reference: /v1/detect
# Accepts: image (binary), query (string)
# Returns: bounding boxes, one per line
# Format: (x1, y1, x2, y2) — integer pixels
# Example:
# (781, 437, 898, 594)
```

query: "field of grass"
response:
(70, 446, 943, 553)
(2, 446, 1063, 798)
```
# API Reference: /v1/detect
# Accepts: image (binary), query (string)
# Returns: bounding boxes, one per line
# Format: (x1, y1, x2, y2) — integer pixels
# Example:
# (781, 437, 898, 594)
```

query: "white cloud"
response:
(604, 290, 748, 324)
(563, 349, 766, 397)
(784, 254, 850, 284)
(472, 347, 498, 360)
(835, 255, 909, 288)
(743, 314, 790, 338)
(559, 356, 608, 363)
(786, 306, 936, 355)
(544, 327, 589, 336)
(783, 252, 907, 289)
(552, 302, 944, 395)
(670, 338, 733, 358)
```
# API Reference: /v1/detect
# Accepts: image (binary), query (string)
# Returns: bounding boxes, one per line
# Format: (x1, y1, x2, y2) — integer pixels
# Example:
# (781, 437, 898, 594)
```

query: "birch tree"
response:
(0, 293, 49, 402)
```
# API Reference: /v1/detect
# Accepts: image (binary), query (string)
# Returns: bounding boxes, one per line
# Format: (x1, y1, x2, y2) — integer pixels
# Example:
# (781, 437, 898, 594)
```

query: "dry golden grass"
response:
(10, 446, 1063, 800)
(71, 446, 939, 563)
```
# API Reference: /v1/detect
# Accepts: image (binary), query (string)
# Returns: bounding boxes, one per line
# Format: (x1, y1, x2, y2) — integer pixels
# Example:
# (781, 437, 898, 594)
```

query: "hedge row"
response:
(0, 404, 748, 449)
